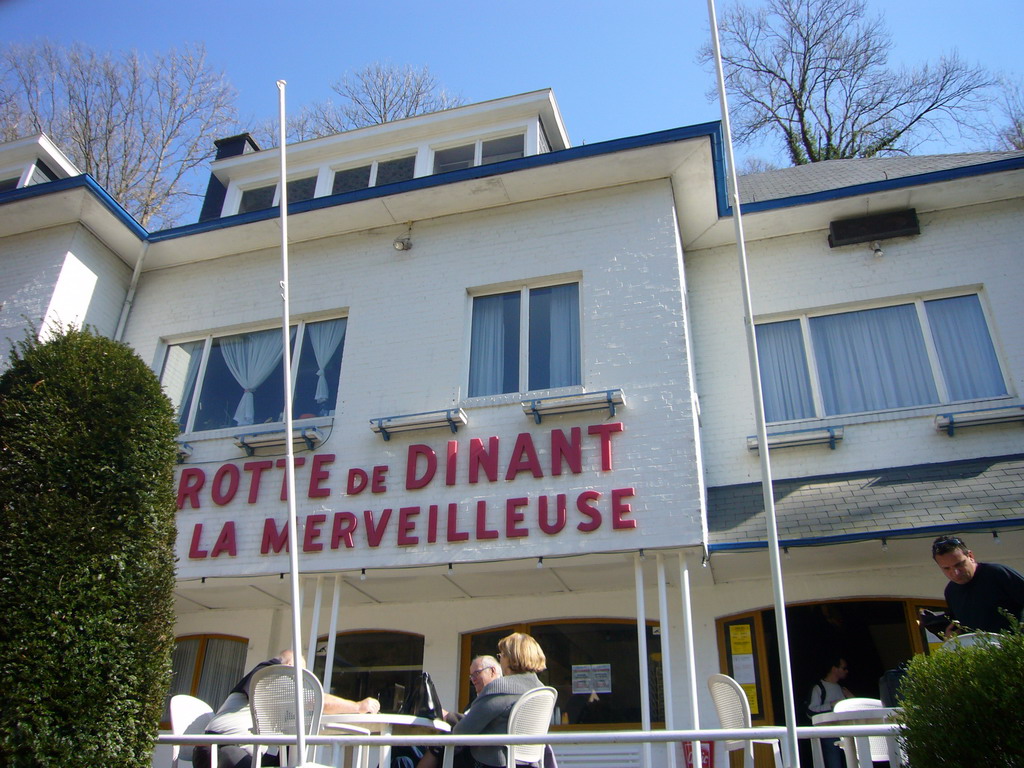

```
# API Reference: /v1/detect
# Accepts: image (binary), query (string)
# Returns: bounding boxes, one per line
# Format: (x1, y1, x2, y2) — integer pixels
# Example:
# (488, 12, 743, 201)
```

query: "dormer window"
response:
(237, 174, 318, 214)
(238, 183, 276, 214)
(433, 134, 524, 174)
(0, 159, 59, 193)
(330, 154, 415, 196)
(481, 135, 525, 165)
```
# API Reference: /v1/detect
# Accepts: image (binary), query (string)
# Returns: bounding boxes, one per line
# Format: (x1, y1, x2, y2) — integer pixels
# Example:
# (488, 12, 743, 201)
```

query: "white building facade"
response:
(2, 90, 1022, 767)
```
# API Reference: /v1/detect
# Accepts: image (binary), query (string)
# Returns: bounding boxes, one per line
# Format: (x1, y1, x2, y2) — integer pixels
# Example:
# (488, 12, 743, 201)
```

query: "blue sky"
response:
(2, 0, 1021, 163)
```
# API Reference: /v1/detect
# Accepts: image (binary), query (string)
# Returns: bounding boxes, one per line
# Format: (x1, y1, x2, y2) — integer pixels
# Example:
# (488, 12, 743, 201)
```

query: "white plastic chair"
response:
(833, 697, 894, 765)
(169, 694, 214, 768)
(442, 686, 557, 768)
(249, 664, 331, 768)
(706, 674, 783, 768)
(506, 686, 558, 767)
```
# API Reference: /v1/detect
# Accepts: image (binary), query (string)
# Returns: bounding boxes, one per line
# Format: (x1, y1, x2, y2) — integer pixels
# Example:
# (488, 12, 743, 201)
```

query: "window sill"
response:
(177, 415, 334, 446)
(764, 397, 1020, 433)
(747, 426, 843, 452)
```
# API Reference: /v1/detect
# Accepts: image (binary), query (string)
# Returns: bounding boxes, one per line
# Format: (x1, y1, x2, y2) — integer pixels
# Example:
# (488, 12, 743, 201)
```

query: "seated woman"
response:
(447, 632, 547, 768)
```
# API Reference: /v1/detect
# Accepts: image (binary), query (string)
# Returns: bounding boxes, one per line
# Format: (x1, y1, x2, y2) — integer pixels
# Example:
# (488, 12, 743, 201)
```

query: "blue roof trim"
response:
(0, 173, 148, 240)
(708, 517, 1024, 553)
(731, 154, 1024, 216)
(150, 122, 726, 242)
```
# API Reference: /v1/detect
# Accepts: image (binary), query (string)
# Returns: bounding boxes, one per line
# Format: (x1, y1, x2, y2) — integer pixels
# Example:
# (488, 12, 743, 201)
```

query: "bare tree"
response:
(255, 62, 464, 146)
(334, 61, 463, 128)
(700, 0, 995, 164)
(0, 41, 236, 228)
(992, 77, 1024, 150)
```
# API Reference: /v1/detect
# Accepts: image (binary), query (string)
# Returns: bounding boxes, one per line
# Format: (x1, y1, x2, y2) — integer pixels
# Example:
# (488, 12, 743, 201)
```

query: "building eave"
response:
(0, 174, 146, 264)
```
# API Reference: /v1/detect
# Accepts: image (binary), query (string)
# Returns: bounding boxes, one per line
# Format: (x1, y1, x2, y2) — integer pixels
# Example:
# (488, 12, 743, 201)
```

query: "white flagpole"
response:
(704, 3, 800, 766)
(277, 78, 308, 765)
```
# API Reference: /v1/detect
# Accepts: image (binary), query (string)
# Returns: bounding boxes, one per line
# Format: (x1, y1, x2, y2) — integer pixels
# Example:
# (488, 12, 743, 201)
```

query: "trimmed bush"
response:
(0, 327, 179, 767)
(895, 624, 1024, 766)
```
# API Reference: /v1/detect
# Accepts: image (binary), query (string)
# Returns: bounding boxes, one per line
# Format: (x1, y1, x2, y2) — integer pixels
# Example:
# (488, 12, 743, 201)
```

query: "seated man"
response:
(411, 656, 502, 768)
(194, 649, 380, 768)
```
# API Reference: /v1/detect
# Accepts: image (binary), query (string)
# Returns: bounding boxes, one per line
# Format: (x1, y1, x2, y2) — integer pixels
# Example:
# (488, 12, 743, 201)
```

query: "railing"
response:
(158, 722, 902, 766)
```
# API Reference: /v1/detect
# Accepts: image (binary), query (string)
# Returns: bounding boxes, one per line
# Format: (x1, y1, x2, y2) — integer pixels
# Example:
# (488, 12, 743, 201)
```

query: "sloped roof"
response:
(708, 454, 1024, 550)
(738, 151, 1024, 204)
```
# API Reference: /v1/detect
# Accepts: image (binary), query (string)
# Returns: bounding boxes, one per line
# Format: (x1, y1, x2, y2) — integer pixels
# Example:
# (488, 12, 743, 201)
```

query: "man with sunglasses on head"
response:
(931, 535, 1024, 636)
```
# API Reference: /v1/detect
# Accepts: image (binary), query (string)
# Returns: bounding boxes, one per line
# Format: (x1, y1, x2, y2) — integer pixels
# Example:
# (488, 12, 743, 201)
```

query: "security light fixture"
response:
(393, 236, 412, 251)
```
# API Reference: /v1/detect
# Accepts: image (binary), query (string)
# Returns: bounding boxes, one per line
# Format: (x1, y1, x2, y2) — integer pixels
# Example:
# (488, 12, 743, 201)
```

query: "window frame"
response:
(313, 629, 425, 704)
(755, 291, 1009, 423)
(330, 152, 417, 196)
(234, 170, 322, 215)
(164, 633, 248, 727)
(431, 132, 525, 175)
(467, 278, 582, 399)
(162, 315, 347, 435)
(460, 619, 663, 730)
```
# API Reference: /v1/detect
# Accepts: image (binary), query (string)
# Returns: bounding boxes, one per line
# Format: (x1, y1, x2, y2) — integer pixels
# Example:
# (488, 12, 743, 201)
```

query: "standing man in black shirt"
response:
(931, 535, 1024, 635)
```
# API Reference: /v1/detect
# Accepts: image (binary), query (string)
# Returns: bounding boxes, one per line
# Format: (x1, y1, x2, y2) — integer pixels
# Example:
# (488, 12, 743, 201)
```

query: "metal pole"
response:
(634, 554, 652, 768)
(277, 78, 308, 765)
(678, 552, 701, 766)
(704, 3, 799, 765)
(656, 555, 678, 768)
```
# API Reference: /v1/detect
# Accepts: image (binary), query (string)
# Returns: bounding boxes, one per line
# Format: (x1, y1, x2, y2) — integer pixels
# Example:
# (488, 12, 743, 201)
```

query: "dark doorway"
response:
(762, 600, 913, 764)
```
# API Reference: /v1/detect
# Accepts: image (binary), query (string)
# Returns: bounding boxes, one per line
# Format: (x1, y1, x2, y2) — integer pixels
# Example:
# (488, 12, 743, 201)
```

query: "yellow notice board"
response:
(727, 623, 760, 715)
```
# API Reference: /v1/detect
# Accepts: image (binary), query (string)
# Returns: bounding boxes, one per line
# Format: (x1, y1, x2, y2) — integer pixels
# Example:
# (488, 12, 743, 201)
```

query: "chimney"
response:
(197, 133, 261, 222)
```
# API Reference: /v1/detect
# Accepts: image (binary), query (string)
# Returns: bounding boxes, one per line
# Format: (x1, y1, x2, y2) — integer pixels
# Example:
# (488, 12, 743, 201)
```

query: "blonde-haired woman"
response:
(449, 633, 547, 767)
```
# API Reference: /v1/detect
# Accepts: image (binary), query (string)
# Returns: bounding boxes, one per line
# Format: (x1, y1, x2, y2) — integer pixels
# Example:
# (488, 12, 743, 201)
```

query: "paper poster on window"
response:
(729, 624, 753, 655)
(741, 683, 759, 715)
(572, 663, 612, 694)
(730, 653, 756, 685)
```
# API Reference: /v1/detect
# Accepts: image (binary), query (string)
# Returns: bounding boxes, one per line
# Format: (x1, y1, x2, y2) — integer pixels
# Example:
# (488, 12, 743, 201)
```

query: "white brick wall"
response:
(123, 181, 706, 577)
(687, 198, 1024, 487)
(0, 224, 130, 368)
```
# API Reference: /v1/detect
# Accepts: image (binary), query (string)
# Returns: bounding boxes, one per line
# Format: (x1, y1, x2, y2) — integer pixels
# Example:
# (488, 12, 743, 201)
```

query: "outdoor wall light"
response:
(870, 241, 884, 258)
(881, 538, 889, 552)
(360, 568, 366, 581)
(993, 531, 1002, 544)
(393, 236, 412, 251)
(537, 557, 544, 569)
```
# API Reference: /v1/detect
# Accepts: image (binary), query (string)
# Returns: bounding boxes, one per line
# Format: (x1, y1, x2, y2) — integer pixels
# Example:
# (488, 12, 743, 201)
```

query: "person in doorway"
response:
(447, 633, 548, 768)
(193, 649, 380, 768)
(931, 535, 1024, 635)
(806, 655, 853, 768)
(411, 656, 503, 768)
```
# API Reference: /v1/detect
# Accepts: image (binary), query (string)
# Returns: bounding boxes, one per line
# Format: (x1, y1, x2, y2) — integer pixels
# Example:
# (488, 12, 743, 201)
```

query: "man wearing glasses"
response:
(414, 657, 502, 768)
(931, 535, 1024, 635)
(467, 656, 502, 698)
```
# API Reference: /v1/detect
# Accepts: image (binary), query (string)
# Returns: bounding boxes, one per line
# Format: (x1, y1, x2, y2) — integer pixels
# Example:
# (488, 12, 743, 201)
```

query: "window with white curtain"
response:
(162, 317, 347, 433)
(164, 634, 248, 723)
(755, 294, 1006, 422)
(468, 282, 580, 397)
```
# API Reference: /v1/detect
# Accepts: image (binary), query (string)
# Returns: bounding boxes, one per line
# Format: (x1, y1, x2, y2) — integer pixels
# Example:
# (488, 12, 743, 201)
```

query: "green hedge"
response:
(0, 328, 179, 767)
(896, 624, 1024, 766)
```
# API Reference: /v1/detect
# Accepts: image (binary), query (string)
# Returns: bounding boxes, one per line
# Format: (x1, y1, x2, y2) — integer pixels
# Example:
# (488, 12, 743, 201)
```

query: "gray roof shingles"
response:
(738, 151, 1024, 204)
(708, 454, 1024, 548)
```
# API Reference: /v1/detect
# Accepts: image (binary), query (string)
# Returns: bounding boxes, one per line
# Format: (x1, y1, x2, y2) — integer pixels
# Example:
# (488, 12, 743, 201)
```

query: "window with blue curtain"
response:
(162, 317, 347, 433)
(469, 282, 581, 397)
(755, 294, 1006, 422)
(756, 319, 815, 422)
